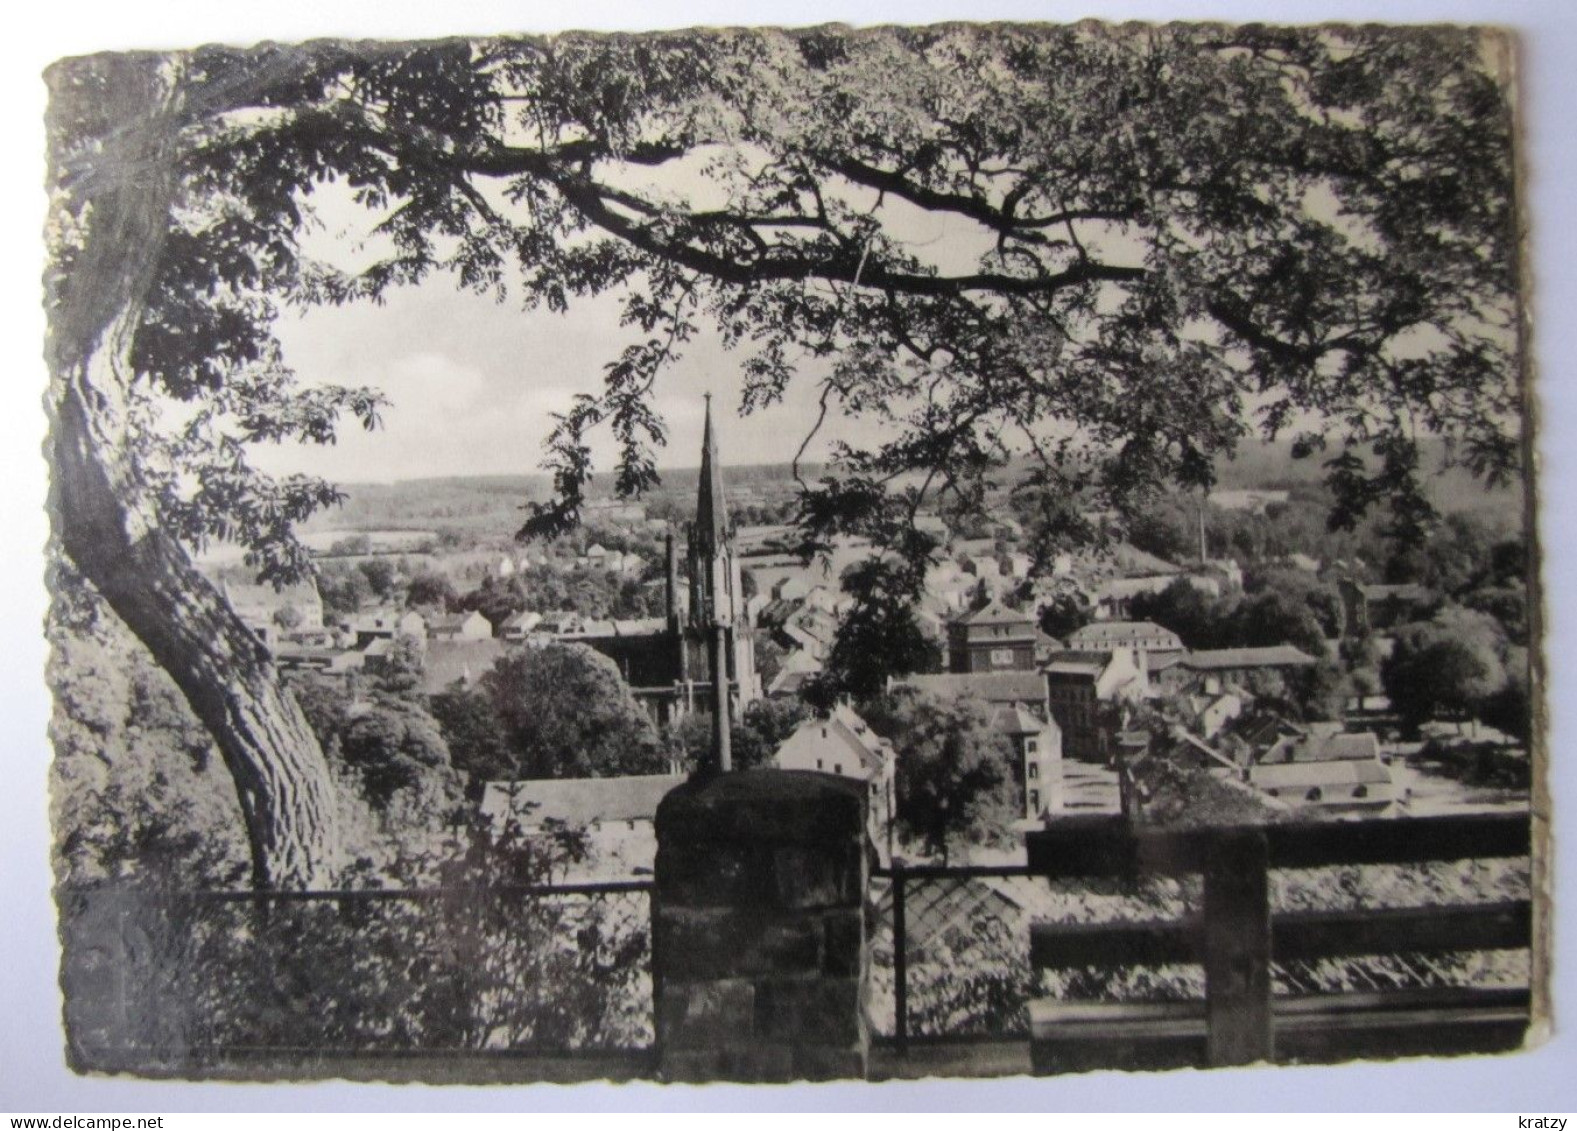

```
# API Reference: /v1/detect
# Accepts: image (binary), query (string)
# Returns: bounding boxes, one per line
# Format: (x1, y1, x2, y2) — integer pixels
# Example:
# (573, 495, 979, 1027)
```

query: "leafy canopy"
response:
(866, 689, 1021, 861)
(478, 643, 665, 779)
(48, 25, 1520, 591)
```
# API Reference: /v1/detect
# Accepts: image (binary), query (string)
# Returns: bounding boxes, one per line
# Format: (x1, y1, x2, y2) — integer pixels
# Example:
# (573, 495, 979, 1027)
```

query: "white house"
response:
(478, 774, 684, 882)
(1245, 730, 1398, 812)
(223, 578, 325, 648)
(429, 610, 493, 642)
(500, 609, 543, 641)
(774, 705, 896, 861)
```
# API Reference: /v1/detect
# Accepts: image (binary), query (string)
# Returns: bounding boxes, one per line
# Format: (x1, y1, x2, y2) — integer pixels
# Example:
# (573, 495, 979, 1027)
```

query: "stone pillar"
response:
(653, 770, 872, 1083)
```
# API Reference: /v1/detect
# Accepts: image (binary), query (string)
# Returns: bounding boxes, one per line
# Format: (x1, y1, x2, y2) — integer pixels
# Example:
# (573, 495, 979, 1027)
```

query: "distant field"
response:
(300, 438, 1525, 540)
(300, 463, 817, 540)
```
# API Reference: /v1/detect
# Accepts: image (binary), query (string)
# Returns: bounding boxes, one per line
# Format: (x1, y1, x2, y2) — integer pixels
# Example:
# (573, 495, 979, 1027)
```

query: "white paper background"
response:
(1, 0, 1571, 1112)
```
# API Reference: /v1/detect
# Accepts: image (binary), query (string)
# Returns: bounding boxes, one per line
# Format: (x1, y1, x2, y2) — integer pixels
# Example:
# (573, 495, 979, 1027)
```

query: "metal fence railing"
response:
(874, 813, 1533, 1070)
(871, 866, 1196, 1049)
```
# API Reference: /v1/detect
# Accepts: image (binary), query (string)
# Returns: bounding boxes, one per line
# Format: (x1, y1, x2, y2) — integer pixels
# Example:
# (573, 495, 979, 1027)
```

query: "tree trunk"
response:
(45, 56, 340, 889)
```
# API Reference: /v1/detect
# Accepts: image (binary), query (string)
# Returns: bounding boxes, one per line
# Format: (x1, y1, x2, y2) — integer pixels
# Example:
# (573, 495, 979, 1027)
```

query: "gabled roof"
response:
(894, 671, 1047, 704)
(1179, 645, 1318, 671)
(775, 706, 894, 776)
(1043, 649, 1116, 677)
(1249, 759, 1391, 789)
(953, 600, 1034, 629)
(1067, 621, 1182, 649)
(480, 774, 684, 830)
(768, 663, 821, 697)
(431, 610, 487, 630)
(1259, 731, 1382, 765)
(768, 648, 823, 697)
(993, 704, 1058, 737)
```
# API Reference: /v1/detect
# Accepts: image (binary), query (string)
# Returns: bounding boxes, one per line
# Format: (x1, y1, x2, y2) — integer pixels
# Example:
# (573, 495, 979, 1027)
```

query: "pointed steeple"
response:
(695, 393, 728, 558)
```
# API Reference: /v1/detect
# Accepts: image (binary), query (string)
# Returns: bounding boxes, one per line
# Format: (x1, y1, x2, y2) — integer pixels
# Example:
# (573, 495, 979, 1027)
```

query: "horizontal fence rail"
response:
(1023, 813, 1531, 876)
(877, 812, 1534, 1072)
(1029, 901, 1533, 968)
(59, 880, 656, 1076)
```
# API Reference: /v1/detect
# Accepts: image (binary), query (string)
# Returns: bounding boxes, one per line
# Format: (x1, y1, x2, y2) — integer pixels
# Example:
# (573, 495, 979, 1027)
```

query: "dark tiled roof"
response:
(1250, 760, 1391, 788)
(895, 671, 1046, 703)
(1179, 645, 1317, 671)
(1260, 731, 1381, 765)
(432, 611, 487, 631)
(952, 599, 1033, 628)
(1043, 649, 1116, 676)
(1067, 621, 1182, 649)
(993, 704, 1058, 736)
(480, 774, 684, 829)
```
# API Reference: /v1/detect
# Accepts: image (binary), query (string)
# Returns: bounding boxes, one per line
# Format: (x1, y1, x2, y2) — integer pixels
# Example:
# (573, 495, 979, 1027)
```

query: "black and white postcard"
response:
(39, 17, 1543, 1087)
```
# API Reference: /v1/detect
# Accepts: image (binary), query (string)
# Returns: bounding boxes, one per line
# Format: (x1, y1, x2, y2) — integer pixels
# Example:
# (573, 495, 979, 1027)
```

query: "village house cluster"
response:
(213, 403, 1480, 884)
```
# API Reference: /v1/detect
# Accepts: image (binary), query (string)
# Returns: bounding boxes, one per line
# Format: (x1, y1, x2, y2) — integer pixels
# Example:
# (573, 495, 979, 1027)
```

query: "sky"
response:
(240, 35, 1517, 490)
(255, 148, 999, 485)
(265, 279, 849, 483)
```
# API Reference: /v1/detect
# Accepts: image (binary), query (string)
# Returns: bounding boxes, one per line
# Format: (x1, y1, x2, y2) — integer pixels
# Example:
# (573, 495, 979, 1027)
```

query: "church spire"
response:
(695, 393, 728, 559)
(689, 394, 737, 772)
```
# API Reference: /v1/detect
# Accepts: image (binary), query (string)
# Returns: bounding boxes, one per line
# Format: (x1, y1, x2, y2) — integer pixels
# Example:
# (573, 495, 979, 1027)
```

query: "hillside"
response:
(300, 438, 1524, 540)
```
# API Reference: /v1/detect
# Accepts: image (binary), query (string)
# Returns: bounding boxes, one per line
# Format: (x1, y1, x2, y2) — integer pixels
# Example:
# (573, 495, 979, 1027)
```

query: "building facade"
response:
(1043, 647, 1147, 762)
(563, 398, 761, 735)
(946, 600, 1039, 673)
(773, 705, 896, 859)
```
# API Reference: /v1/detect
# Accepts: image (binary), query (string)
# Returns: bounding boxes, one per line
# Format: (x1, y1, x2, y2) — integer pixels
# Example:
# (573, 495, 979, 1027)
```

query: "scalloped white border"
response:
(3, 0, 1572, 1113)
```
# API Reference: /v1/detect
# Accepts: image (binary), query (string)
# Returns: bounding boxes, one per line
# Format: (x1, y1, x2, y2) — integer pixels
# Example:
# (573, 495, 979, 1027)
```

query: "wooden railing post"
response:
(1201, 828, 1273, 1066)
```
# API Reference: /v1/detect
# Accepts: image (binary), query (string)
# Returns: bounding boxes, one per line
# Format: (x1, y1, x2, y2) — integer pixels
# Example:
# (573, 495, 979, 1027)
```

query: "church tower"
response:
(686, 395, 758, 769)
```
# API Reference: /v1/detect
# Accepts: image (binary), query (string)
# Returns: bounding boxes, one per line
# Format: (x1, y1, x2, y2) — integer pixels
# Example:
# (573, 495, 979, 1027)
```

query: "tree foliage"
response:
(58, 819, 653, 1062)
(667, 696, 810, 772)
(428, 684, 515, 791)
(53, 25, 1521, 580)
(48, 565, 249, 888)
(368, 633, 429, 698)
(405, 569, 460, 612)
(807, 558, 942, 707)
(318, 565, 372, 621)
(479, 644, 665, 779)
(339, 699, 455, 808)
(1382, 605, 1512, 731)
(867, 690, 1020, 861)
(1034, 583, 1094, 640)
